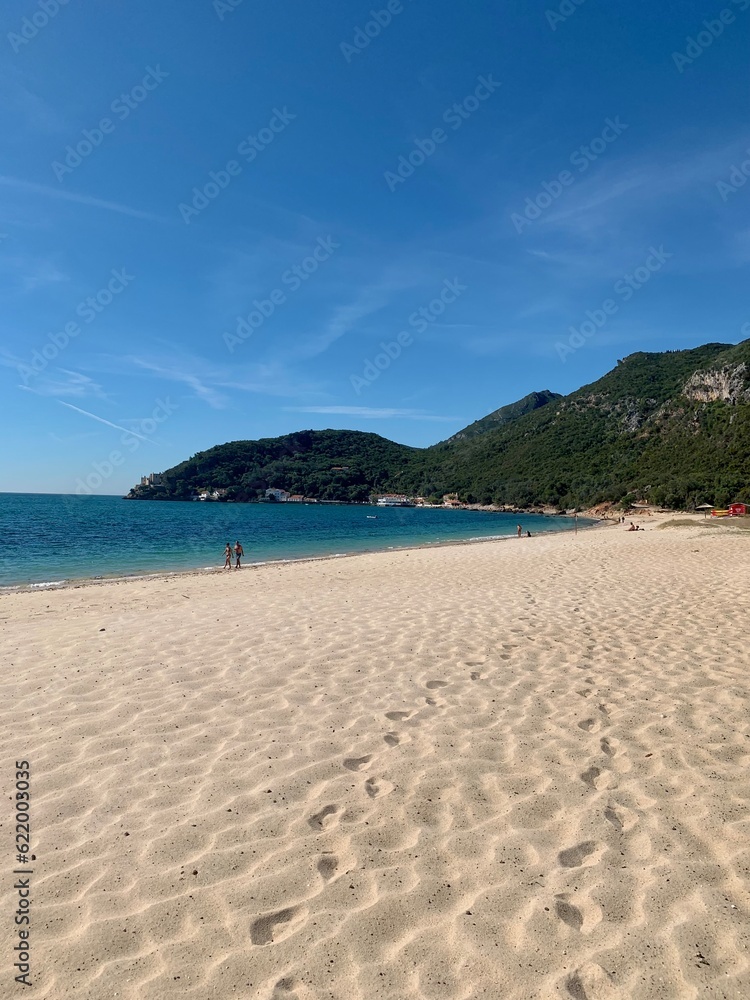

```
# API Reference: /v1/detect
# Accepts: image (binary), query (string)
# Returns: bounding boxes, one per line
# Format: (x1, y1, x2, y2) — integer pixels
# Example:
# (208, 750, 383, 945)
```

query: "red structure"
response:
(728, 503, 747, 516)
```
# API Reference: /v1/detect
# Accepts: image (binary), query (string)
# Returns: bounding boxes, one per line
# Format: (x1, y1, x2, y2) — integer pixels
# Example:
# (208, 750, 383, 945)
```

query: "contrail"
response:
(58, 401, 150, 441)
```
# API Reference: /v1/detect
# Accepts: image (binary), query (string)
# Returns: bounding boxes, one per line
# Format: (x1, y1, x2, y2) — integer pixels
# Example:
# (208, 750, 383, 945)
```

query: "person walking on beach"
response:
(234, 540, 244, 569)
(517, 524, 522, 538)
(223, 542, 232, 569)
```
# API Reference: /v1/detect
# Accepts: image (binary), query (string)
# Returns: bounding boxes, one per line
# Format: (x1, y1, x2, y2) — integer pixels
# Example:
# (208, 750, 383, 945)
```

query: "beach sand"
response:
(1, 517, 749, 999)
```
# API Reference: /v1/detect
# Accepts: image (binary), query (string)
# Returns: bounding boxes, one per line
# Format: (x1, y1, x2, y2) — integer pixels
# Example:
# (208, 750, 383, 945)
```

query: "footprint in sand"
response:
(384, 732, 408, 747)
(603, 803, 638, 833)
(555, 897, 583, 931)
(269, 976, 314, 1000)
(343, 755, 372, 772)
(426, 680, 448, 689)
(365, 776, 394, 798)
(554, 894, 603, 934)
(308, 804, 341, 830)
(565, 962, 622, 999)
(470, 671, 484, 681)
(599, 737, 614, 757)
(558, 841, 603, 869)
(603, 806, 623, 832)
(251, 906, 307, 945)
(316, 854, 338, 881)
(580, 766, 614, 791)
(578, 718, 601, 733)
(385, 710, 415, 722)
(581, 765, 600, 788)
(577, 689, 594, 699)
(271, 977, 315, 1000)
(271, 978, 299, 1000)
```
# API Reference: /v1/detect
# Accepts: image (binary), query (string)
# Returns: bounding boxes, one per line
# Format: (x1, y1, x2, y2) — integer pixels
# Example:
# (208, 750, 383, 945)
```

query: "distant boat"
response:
(367, 515, 378, 519)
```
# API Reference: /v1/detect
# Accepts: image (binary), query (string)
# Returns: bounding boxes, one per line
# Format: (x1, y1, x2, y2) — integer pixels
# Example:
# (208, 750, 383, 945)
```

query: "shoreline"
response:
(0, 515, 601, 595)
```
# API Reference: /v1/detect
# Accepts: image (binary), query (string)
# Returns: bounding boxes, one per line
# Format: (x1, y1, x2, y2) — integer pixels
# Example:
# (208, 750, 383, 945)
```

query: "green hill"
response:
(442, 389, 562, 443)
(408, 340, 750, 508)
(128, 340, 750, 510)
(130, 429, 416, 503)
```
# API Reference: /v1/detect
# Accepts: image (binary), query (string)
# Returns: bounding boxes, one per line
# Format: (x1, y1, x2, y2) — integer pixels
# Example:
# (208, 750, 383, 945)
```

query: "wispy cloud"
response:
(306, 289, 393, 359)
(280, 263, 431, 364)
(0, 65, 66, 134)
(0, 251, 69, 293)
(0, 176, 165, 222)
(20, 259, 68, 292)
(536, 139, 748, 240)
(91, 351, 328, 403)
(127, 357, 228, 408)
(18, 369, 108, 399)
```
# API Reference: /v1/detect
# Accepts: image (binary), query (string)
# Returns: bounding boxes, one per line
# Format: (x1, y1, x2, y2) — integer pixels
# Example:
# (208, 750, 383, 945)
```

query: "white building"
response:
(265, 488, 291, 502)
(375, 494, 415, 507)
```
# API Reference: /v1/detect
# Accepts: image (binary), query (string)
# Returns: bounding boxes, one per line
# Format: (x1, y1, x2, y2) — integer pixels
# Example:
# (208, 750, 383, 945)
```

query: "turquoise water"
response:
(0, 494, 589, 587)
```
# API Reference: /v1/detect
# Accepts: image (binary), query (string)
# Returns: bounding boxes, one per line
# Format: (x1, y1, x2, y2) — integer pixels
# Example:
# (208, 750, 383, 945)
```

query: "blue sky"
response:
(1, 0, 748, 493)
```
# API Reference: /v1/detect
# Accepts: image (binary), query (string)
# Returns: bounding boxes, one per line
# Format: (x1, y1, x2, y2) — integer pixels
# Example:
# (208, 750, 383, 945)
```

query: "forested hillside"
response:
(442, 390, 562, 443)
(128, 340, 750, 509)
(131, 430, 417, 503)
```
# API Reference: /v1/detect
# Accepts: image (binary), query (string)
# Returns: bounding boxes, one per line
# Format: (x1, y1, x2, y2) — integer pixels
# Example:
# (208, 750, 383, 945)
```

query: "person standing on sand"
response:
(223, 543, 232, 569)
(517, 524, 522, 538)
(234, 540, 244, 569)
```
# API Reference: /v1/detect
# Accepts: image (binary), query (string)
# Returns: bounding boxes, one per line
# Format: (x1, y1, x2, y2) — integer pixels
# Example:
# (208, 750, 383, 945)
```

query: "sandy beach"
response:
(1, 516, 749, 999)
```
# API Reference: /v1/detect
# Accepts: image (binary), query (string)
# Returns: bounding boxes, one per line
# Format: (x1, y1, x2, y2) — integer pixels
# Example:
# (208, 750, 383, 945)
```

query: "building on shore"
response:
(375, 494, 415, 507)
(265, 488, 291, 502)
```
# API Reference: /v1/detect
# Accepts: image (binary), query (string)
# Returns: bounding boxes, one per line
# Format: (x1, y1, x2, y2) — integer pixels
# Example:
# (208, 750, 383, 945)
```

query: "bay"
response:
(0, 493, 590, 587)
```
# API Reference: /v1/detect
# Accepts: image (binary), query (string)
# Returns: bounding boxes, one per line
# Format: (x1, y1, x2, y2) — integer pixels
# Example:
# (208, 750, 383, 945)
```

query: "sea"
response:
(0, 493, 590, 589)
